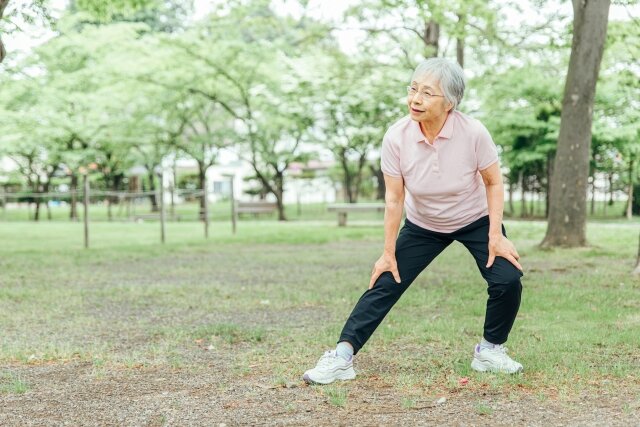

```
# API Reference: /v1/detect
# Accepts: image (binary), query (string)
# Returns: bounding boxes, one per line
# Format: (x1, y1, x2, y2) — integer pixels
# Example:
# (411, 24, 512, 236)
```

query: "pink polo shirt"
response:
(381, 111, 499, 233)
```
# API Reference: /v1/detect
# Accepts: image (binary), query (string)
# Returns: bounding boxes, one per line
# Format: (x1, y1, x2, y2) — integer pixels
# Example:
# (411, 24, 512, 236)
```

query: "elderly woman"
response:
(303, 58, 524, 385)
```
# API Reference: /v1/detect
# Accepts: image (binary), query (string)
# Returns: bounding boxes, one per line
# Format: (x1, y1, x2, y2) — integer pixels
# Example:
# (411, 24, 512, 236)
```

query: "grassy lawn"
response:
(0, 219, 638, 424)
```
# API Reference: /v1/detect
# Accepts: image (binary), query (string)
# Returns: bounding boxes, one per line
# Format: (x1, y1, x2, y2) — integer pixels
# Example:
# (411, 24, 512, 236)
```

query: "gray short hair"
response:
(411, 58, 465, 110)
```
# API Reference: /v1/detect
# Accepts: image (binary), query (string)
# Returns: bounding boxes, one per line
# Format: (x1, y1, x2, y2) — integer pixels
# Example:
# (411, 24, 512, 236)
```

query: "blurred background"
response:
(0, 0, 638, 226)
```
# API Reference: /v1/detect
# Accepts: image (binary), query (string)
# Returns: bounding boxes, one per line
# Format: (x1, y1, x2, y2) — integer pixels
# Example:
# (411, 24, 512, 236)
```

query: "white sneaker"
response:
(303, 350, 356, 385)
(471, 344, 523, 374)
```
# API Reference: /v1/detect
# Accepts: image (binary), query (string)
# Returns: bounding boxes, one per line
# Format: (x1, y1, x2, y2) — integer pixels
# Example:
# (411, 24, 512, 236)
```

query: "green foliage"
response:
(316, 50, 405, 202)
(75, 0, 160, 21)
(1, 0, 638, 220)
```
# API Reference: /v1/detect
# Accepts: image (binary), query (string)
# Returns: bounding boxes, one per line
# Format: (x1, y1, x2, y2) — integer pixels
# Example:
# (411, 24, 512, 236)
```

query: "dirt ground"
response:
(1, 358, 638, 426)
(1, 238, 639, 426)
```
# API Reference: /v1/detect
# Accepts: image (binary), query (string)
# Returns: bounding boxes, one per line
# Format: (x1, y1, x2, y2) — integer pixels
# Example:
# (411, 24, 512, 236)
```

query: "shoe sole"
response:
(303, 369, 356, 385)
(471, 358, 523, 374)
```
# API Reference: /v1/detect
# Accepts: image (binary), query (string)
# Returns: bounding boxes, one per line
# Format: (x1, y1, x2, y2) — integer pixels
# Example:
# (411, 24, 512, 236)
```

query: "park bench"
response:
(235, 201, 278, 217)
(327, 203, 385, 226)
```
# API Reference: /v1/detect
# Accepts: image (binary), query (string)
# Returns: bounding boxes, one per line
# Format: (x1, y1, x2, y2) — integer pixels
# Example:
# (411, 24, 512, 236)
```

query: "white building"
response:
(162, 152, 337, 205)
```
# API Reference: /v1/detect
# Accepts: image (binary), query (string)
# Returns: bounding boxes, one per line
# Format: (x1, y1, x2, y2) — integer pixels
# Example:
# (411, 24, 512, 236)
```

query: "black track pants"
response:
(338, 215, 523, 355)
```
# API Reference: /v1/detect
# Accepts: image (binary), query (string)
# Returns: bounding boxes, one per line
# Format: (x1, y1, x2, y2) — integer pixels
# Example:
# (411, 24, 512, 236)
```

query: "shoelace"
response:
(477, 344, 509, 355)
(493, 347, 519, 368)
(316, 351, 339, 368)
(479, 345, 519, 369)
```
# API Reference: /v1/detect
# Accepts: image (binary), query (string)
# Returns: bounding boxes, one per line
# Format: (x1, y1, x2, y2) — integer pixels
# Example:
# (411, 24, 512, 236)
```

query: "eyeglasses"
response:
(406, 86, 445, 100)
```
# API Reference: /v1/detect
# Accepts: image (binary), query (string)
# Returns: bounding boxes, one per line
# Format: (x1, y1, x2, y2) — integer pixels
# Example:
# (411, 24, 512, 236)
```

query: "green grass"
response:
(193, 323, 265, 344)
(323, 385, 348, 407)
(475, 402, 493, 415)
(401, 396, 417, 409)
(0, 218, 638, 400)
(2, 199, 635, 223)
(0, 371, 29, 394)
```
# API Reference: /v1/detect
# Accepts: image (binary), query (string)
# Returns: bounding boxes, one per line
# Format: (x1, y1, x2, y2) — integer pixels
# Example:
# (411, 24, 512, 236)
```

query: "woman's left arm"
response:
(479, 162, 523, 271)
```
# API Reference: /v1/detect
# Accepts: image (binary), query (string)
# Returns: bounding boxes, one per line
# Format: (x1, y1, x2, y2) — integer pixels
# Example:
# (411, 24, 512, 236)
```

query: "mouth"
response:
(410, 107, 425, 113)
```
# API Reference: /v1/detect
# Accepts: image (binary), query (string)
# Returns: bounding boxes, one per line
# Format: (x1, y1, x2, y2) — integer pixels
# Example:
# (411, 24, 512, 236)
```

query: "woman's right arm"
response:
(368, 174, 405, 289)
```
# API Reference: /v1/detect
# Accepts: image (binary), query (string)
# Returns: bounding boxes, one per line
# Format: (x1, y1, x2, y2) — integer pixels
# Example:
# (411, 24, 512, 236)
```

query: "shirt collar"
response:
(414, 112, 455, 143)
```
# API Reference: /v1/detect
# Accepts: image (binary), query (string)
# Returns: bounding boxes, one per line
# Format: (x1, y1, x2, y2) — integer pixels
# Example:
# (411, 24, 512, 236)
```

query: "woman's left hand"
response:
(487, 234, 522, 271)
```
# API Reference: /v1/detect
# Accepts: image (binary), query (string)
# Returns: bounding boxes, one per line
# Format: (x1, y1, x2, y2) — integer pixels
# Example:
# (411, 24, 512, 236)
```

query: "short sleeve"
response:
(476, 123, 499, 171)
(380, 132, 401, 177)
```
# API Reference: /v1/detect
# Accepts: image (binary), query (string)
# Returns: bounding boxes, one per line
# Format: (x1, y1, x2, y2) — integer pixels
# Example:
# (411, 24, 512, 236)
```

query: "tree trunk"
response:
(42, 180, 52, 221)
(34, 197, 41, 221)
(626, 159, 635, 220)
(590, 175, 596, 216)
(275, 172, 286, 221)
(529, 189, 535, 217)
(608, 172, 614, 205)
(70, 174, 79, 221)
(519, 171, 526, 218)
(541, 0, 610, 248)
(456, 14, 465, 68)
(339, 151, 354, 203)
(0, 0, 10, 64)
(370, 163, 385, 200)
(147, 172, 158, 212)
(352, 153, 367, 203)
(198, 166, 206, 221)
(508, 180, 514, 216)
(423, 20, 439, 58)
(33, 178, 42, 221)
(546, 151, 554, 218)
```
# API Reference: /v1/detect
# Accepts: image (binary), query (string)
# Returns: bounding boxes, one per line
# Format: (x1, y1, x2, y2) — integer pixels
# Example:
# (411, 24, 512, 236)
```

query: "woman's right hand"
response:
(369, 252, 401, 289)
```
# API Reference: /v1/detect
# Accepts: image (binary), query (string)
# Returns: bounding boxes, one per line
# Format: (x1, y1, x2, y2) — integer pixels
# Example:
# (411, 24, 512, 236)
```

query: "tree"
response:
(599, 20, 640, 220)
(346, 0, 501, 67)
(0, 0, 8, 62)
(135, 1, 329, 220)
(0, 0, 156, 64)
(0, 0, 49, 64)
(173, 98, 231, 219)
(318, 52, 405, 202)
(0, 73, 70, 220)
(479, 63, 563, 218)
(541, 0, 611, 248)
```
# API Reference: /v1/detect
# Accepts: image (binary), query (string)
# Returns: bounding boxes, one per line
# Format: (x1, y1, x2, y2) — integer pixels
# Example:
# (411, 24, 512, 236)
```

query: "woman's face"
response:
(407, 74, 452, 123)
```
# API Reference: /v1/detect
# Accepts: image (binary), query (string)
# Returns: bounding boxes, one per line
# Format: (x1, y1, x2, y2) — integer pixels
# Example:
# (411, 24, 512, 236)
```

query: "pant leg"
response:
(338, 220, 452, 354)
(452, 216, 523, 345)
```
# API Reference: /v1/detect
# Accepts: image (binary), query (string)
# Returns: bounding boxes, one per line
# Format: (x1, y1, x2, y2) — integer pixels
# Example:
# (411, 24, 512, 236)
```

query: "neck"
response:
(420, 112, 449, 141)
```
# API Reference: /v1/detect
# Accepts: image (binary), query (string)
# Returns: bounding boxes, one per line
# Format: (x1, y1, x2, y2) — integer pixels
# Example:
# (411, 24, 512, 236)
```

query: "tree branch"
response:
(186, 87, 241, 121)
